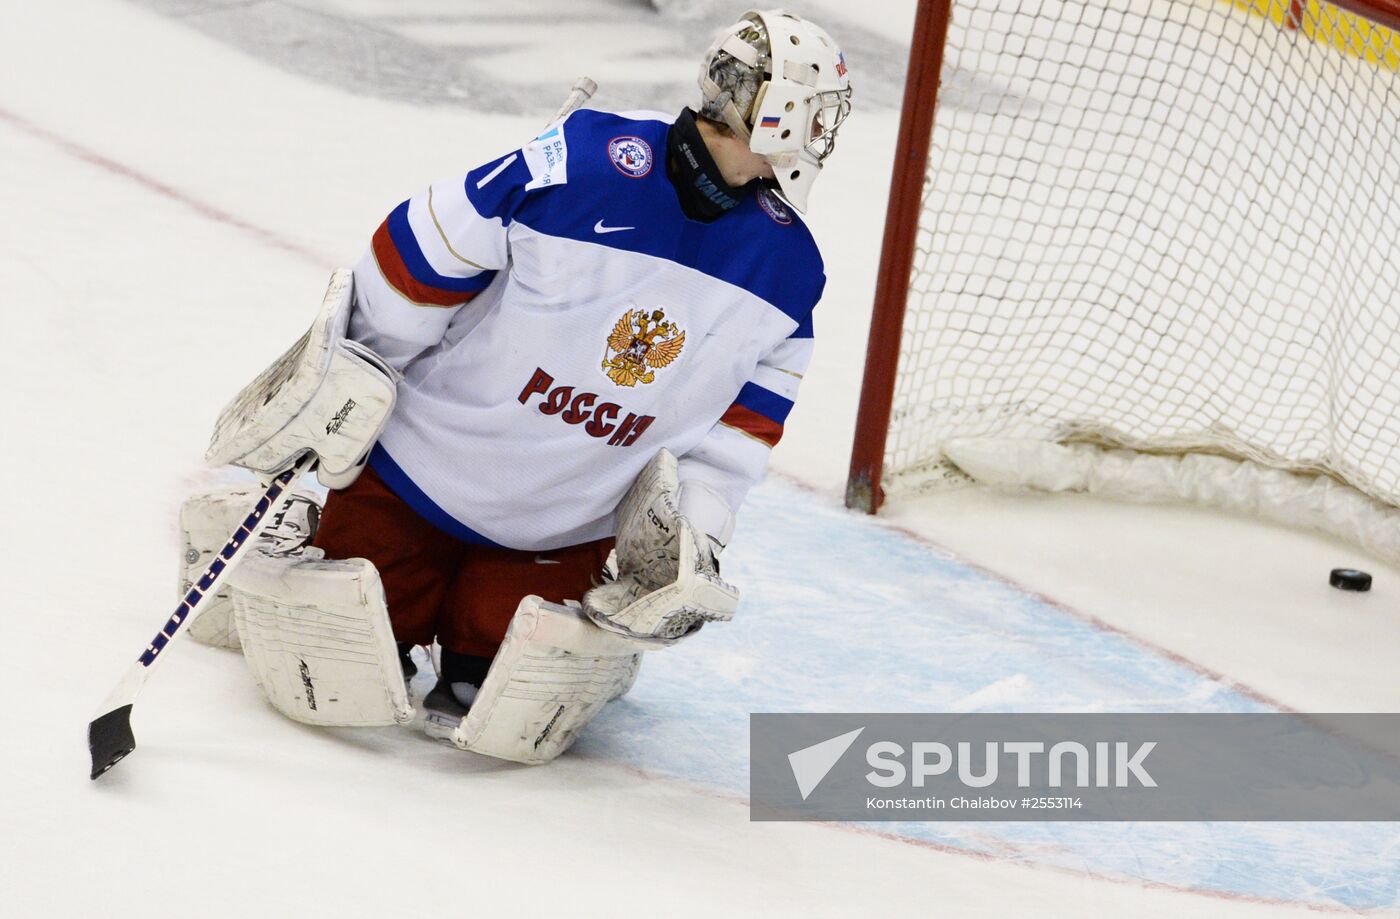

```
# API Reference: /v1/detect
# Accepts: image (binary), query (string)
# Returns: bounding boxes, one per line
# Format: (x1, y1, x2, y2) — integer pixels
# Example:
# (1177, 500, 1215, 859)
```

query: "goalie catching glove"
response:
(582, 449, 740, 645)
(205, 269, 398, 489)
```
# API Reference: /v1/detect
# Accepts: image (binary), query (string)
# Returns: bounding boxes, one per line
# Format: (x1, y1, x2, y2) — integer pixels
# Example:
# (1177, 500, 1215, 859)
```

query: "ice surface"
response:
(597, 478, 1400, 909)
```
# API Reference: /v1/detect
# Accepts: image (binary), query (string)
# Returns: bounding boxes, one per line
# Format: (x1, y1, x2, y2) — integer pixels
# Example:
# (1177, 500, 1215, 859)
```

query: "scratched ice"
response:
(586, 477, 1400, 910)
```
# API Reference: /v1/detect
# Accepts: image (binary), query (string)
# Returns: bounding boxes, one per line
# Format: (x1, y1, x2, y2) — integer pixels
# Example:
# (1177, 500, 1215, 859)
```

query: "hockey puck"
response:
(1329, 568, 1372, 592)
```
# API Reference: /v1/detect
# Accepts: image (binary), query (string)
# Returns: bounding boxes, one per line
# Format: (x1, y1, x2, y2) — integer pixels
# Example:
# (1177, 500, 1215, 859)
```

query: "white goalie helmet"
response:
(698, 8, 852, 212)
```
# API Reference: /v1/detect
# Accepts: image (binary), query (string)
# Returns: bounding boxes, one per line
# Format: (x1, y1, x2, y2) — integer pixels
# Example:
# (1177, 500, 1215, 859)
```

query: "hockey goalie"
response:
(182, 8, 852, 764)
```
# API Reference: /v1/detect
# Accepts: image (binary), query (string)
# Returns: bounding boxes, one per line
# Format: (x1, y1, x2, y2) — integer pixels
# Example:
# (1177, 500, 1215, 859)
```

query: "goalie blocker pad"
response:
(451, 596, 645, 765)
(228, 549, 413, 727)
(180, 485, 322, 649)
(206, 269, 400, 490)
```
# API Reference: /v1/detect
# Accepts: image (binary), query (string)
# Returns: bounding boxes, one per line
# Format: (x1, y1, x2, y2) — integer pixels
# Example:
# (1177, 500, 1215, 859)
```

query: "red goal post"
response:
(847, 0, 951, 514)
(847, 0, 1400, 519)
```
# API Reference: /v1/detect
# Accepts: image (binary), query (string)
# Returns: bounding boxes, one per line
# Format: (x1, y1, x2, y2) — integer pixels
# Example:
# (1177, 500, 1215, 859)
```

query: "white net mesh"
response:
(884, 0, 1400, 504)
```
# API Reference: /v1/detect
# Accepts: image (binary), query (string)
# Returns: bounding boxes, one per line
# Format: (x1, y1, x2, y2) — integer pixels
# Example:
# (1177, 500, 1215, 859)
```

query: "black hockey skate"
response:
(422, 650, 493, 742)
(397, 642, 418, 683)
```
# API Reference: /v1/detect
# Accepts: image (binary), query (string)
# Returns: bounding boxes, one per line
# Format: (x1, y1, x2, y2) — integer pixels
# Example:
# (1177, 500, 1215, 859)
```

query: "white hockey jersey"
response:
(349, 108, 824, 551)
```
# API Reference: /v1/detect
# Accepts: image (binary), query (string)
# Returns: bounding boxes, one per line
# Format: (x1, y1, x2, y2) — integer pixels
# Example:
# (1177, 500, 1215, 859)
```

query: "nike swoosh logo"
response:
(594, 220, 635, 234)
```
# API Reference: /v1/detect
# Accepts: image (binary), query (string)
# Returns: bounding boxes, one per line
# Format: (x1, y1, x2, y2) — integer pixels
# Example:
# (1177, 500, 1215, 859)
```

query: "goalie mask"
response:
(698, 8, 852, 212)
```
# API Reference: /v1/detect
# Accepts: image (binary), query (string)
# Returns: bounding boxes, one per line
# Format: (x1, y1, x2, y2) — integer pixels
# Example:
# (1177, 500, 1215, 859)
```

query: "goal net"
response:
(849, 0, 1400, 532)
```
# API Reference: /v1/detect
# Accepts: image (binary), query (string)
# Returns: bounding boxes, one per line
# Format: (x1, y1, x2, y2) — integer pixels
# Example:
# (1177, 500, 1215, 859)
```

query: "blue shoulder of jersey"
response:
(507, 108, 825, 332)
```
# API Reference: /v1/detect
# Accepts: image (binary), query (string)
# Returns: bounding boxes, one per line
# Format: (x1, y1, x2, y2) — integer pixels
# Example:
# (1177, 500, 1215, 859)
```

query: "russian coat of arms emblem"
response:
(601, 308, 686, 387)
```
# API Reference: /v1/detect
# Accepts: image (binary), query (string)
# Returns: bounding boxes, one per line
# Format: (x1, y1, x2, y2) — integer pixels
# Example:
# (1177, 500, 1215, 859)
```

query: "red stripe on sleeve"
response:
(371, 219, 478, 308)
(719, 404, 783, 447)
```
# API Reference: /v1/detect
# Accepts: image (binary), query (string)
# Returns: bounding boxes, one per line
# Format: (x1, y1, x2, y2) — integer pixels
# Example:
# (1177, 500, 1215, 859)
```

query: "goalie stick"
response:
(88, 78, 599, 780)
(549, 75, 597, 126)
(87, 453, 318, 780)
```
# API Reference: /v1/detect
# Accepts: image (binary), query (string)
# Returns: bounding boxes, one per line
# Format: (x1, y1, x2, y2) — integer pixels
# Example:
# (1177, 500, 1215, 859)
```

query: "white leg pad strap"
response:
(452, 597, 646, 764)
(180, 485, 322, 649)
(228, 550, 412, 727)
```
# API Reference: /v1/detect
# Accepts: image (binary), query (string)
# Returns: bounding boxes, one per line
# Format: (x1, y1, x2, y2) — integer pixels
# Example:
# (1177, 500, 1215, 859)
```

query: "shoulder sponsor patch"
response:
(524, 124, 569, 191)
(757, 186, 793, 225)
(608, 136, 654, 178)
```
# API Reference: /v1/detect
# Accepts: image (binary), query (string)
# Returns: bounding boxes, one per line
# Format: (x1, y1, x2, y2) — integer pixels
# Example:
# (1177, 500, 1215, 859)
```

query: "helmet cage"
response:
(807, 88, 851, 162)
(698, 9, 852, 211)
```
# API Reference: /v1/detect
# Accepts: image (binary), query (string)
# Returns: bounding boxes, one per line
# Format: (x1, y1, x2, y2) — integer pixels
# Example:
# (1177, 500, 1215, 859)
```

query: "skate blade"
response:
(423, 710, 464, 745)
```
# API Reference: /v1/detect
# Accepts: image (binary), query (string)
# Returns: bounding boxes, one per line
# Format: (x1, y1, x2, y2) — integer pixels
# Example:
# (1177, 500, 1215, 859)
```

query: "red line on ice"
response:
(0, 105, 332, 266)
(596, 757, 1360, 914)
(770, 471, 1300, 714)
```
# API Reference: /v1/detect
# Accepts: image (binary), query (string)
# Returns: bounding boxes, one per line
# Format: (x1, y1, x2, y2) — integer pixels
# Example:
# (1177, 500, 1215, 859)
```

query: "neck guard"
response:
(666, 108, 747, 222)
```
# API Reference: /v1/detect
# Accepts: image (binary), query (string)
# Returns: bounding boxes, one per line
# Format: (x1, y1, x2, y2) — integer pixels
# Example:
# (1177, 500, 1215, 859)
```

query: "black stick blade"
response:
(88, 705, 136, 780)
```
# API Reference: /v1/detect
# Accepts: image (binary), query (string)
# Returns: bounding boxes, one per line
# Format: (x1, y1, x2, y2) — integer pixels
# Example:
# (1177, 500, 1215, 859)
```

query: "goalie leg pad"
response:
(450, 596, 647, 764)
(229, 550, 413, 727)
(179, 485, 322, 649)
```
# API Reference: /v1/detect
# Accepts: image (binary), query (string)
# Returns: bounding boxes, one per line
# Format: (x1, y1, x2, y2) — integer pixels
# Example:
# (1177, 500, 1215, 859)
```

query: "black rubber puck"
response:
(1329, 568, 1372, 592)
